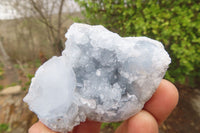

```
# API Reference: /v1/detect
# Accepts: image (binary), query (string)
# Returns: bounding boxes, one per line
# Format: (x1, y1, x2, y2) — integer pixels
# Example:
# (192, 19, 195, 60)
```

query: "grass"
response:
(0, 123, 10, 132)
(0, 85, 3, 91)
(101, 122, 121, 130)
(5, 82, 18, 88)
(0, 65, 4, 80)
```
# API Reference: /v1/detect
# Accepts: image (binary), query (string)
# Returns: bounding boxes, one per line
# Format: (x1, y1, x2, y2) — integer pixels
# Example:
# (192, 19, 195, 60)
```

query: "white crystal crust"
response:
(24, 23, 171, 132)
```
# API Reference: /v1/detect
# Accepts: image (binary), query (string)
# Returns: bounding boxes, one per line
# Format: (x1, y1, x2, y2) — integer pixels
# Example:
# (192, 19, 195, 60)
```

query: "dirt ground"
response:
(159, 86, 200, 133)
(0, 84, 200, 133)
(0, 91, 37, 133)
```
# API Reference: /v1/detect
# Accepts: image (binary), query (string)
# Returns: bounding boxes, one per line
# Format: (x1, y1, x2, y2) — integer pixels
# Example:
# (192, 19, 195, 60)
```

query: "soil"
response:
(0, 92, 37, 133)
(159, 86, 200, 133)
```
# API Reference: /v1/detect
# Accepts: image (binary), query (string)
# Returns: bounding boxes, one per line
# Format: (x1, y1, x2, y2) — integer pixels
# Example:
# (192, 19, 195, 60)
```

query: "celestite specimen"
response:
(24, 23, 171, 132)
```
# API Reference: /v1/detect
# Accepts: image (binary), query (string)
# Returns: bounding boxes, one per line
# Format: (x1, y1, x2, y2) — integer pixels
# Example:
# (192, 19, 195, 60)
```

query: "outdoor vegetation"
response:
(0, 0, 200, 133)
(76, 0, 200, 86)
(77, 1, 200, 131)
(0, 0, 80, 87)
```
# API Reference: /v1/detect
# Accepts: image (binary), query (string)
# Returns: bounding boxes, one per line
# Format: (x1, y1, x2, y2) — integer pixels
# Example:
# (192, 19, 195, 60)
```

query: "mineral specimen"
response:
(23, 23, 171, 132)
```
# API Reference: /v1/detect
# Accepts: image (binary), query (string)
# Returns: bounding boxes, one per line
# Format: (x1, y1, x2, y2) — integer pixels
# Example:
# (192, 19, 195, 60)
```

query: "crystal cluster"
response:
(24, 23, 171, 132)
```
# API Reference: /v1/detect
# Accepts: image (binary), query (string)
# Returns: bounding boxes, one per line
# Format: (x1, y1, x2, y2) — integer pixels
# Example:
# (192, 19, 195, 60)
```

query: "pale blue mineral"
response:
(24, 23, 171, 132)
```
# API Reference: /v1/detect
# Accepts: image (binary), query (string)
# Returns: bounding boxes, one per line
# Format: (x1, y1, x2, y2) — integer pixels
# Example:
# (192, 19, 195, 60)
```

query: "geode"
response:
(24, 23, 171, 132)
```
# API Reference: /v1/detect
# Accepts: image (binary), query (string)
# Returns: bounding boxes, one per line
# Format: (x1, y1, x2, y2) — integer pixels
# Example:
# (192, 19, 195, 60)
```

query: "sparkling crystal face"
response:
(24, 23, 171, 132)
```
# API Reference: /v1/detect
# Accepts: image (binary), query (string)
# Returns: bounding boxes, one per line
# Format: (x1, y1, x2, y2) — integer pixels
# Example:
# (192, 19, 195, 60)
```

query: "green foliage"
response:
(0, 85, 3, 91)
(0, 64, 4, 80)
(0, 123, 10, 132)
(6, 83, 18, 88)
(76, 0, 200, 85)
(34, 59, 42, 68)
(27, 73, 34, 80)
(101, 122, 121, 130)
(22, 73, 34, 91)
(22, 87, 27, 91)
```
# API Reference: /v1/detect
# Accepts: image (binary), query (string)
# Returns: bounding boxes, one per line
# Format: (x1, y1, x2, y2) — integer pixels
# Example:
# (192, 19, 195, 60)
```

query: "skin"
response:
(29, 79, 179, 133)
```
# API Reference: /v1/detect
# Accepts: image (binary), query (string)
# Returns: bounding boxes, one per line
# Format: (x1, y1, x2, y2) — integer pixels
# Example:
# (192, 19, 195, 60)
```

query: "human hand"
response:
(29, 79, 179, 133)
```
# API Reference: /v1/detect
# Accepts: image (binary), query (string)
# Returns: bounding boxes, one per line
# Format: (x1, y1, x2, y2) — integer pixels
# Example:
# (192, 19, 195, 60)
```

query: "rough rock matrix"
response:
(24, 23, 171, 132)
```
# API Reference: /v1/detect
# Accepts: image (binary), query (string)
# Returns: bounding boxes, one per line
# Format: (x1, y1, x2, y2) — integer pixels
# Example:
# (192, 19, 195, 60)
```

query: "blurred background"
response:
(0, 0, 199, 133)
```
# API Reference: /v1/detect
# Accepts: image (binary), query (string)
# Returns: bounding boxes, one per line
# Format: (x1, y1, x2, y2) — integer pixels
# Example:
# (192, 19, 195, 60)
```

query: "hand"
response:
(29, 79, 179, 133)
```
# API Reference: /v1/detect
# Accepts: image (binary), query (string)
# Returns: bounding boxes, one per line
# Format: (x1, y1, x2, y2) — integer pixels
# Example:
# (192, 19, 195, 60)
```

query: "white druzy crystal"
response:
(24, 23, 171, 132)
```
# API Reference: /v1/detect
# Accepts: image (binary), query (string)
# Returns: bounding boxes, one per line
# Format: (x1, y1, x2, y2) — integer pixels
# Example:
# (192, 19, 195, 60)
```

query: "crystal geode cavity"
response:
(24, 23, 171, 132)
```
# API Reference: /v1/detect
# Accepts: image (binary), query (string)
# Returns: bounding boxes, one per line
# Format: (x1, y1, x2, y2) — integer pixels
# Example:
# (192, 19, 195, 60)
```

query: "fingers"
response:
(115, 79, 178, 133)
(29, 80, 178, 133)
(115, 110, 158, 133)
(29, 121, 58, 133)
(144, 79, 179, 125)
